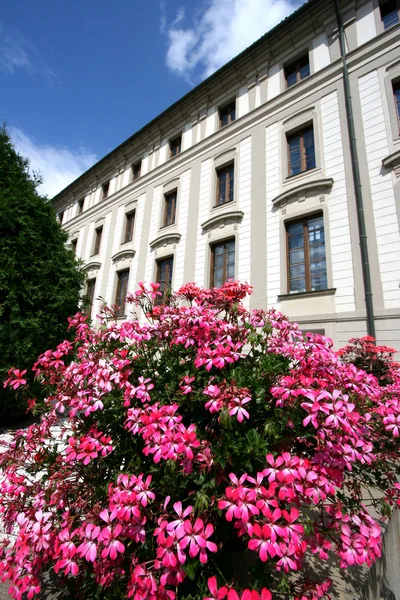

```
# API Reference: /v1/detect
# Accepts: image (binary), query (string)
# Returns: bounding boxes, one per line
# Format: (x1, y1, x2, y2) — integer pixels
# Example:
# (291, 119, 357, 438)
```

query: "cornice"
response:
(382, 149, 400, 169)
(111, 249, 136, 263)
(84, 261, 101, 271)
(201, 210, 244, 231)
(149, 231, 182, 249)
(272, 178, 334, 206)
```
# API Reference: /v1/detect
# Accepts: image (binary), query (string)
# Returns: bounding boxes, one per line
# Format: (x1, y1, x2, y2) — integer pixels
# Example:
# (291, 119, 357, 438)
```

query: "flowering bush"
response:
(338, 335, 398, 385)
(1, 281, 400, 600)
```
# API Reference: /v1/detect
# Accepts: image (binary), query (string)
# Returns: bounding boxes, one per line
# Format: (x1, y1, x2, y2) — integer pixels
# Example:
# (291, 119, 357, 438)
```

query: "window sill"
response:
(273, 177, 334, 206)
(160, 223, 177, 231)
(278, 288, 336, 301)
(212, 199, 235, 211)
(382, 149, 400, 169)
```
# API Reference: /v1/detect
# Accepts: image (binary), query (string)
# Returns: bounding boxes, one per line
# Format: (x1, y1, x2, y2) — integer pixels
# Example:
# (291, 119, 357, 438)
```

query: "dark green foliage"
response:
(0, 125, 85, 423)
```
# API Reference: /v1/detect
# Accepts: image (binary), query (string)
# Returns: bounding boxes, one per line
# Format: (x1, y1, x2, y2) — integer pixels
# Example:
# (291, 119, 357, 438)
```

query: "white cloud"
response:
(9, 127, 98, 198)
(0, 21, 60, 86)
(164, 0, 300, 79)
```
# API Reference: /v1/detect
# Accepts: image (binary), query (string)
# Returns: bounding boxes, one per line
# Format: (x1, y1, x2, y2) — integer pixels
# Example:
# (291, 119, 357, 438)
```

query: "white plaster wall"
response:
(174, 169, 191, 289)
(129, 193, 145, 292)
(182, 124, 193, 152)
(267, 64, 281, 101)
(92, 213, 112, 322)
(311, 33, 331, 72)
(144, 186, 162, 284)
(104, 206, 125, 305)
(356, 1, 377, 46)
(85, 222, 96, 262)
(265, 123, 282, 308)
(238, 87, 249, 118)
(238, 136, 252, 309)
(76, 228, 84, 259)
(194, 159, 212, 286)
(255, 82, 261, 108)
(359, 70, 400, 309)
(320, 90, 356, 312)
(205, 107, 217, 138)
(159, 140, 168, 166)
(142, 153, 150, 176)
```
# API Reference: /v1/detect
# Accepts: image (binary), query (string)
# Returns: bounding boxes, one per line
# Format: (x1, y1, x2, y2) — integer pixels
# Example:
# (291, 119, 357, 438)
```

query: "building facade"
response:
(53, 0, 400, 351)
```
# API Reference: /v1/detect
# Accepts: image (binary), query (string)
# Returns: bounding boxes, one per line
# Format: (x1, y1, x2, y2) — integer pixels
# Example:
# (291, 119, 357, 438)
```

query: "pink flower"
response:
(4, 368, 27, 389)
(229, 396, 251, 423)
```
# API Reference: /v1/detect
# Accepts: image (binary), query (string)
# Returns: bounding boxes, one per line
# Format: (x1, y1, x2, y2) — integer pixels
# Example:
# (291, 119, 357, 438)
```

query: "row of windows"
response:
(84, 212, 327, 318)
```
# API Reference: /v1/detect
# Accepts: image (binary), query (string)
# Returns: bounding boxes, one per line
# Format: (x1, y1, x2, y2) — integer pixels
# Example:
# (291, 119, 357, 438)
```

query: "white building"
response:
(53, 0, 400, 351)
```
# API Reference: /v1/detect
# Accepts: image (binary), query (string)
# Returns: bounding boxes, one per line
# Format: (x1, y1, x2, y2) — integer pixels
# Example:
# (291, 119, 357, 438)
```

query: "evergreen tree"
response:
(0, 125, 85, 423)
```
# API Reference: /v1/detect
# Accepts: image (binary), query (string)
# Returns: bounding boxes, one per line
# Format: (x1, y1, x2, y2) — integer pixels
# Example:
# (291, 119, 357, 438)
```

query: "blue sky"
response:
(1, 0, 299, 197)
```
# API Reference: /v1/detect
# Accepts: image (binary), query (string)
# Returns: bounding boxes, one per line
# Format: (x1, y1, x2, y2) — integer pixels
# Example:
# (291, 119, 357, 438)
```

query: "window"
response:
(286, 214, 327, 293)
(92, 226, 103, 256)
(285, 54, 310, 88)
(132, 161, 141, 181)
(78, 198, 85, 214)
(219, 100, 236, 128)
(71, 239, 78, 255)
(85, 278, 96, 317)
(58, 211, 64, 224)
(170, 135, 182, 158)
(115, 269, 130, 317)
(163, 191, 177, 227)
(211, 239, 235, 288)
(102, 181, 110, 200)
(123, 211, 135, 243)
(216, 163, 234, 206)
(287, 125, 316, 176)
(380, 0, 399, 29)
(393, 81, 400, 129)
(156, 256, 174, 304)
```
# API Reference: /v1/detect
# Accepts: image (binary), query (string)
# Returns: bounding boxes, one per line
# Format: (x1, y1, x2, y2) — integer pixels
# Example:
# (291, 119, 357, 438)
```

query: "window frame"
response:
(85, 278, 96, 317)
(78, 198, 85, 215)
(285, 213, 327, 294)
(379, 0, 400, 29)
(284, 53, 311, 88)
(210, 238, 236, 288)
(169, 135, 182, 159)
(71, 239, 78, 255)
(58, 211, 64, 224)
(163, 190, 177, 227)
(92, 225, 103, 256)
(132, 161, 142, 182)
(101, 181, 110, 200)
(114, 269, 130, 318)
(215, 162, 235, 207)
(155, 256, 174, 305)
(218, 99, 236, 129)
(286, 123, 316, 178)
(123, 210, 135, 244)
(393, 79, 400, 132)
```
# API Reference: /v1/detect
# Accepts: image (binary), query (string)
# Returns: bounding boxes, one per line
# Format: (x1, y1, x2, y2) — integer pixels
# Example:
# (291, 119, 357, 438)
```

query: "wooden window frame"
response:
(169, 135, 182, 159)
(101, 181, 110, 200)
(85, 278, 96, 317)
(78, 198, 85, 214)
(216, 163, 234, 206)
(163, 190, 177, 227)
(71, 239, 78, 255)
(114, 269, 130, 318)
(219, 100, 236, 128)
(285, 214, 327, 294)
(379, 0, 400, 29)
(132, 161, 142, 182)
(155, 256, 174, 305)
(284, 53, 310, 88)
(210, 238, 235, 288)
(92, 226, 103, 256)
(286, 124, 315, 177)
(123, 211, 135, 244)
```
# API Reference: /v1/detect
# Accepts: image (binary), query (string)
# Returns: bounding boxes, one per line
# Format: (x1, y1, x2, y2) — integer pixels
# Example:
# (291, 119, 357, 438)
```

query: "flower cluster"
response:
(1, 281, 400, 600)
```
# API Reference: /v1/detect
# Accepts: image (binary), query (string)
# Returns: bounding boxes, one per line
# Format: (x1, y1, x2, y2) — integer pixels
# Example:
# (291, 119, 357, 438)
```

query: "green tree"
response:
(0, 125, 85, 423)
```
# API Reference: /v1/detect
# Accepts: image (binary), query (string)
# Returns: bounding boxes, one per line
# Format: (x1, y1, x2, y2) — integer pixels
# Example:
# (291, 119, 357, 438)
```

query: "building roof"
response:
(53, 0, 321, 202)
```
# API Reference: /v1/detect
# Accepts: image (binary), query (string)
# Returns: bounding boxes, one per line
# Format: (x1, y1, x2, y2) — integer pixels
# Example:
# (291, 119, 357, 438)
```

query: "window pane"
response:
(288, 222, 303, 236)
(288, 233, 304, 250)
(289, 248, 305, 263)
(227, 263, 235, 279)
(309, 244, 325, 259)
(303, 127, 316, 170)
(227, 251, 235, 265)
(394, 83, 400, 121)
(311, 273, 328, 290)
(381, 0, 399, 28)
(290, 263, 305, 279)
(310, 259, 326, 274)
(288, 135, 301, 175)
(215, 254, 224, 267)
(286, 70, 297, 87)
(290, 278, 306, 293)
(299, 59, 310, 81)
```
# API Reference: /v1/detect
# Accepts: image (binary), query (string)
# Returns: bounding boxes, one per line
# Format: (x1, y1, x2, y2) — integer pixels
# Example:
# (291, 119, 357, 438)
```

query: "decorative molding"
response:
(201, 210, 244, 231)
(111, 249, 136, 264)
(150, 231, 182, 249)
(386, 58, 400, 72)
(163, 177, 180, 190)
(214, 147, 237, 162)
(272, 178, 334, 206)
(382, 149, 400, 170)
(278, 288, 336, 301)
(282, 106, 316, 126)
(84, 261, 101, 271)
